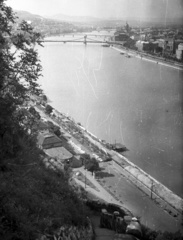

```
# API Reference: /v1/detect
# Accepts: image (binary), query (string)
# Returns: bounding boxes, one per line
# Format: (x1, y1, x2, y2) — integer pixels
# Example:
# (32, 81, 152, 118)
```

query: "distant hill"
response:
(14, 10, 183, 29)
(48, 13, 101, 23)
(15, 10, 45, 22)
(13, 10, 76, 36)
(47, 13, 183, 27)
(131, 17, 183, 27)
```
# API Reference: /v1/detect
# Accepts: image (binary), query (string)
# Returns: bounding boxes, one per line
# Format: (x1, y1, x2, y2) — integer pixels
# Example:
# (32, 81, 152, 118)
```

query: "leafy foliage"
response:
(154, 231, 182, 240)
(81, 154, 100, 173)
(28, 106, 41, 120)
(0, 146, 90, 240)
(42, 94, 47, 102)
(141, 225, 182, 240)
(45, 104, 53, 115)
(0, 2, 91, 239)
(0, 0, 43, 161)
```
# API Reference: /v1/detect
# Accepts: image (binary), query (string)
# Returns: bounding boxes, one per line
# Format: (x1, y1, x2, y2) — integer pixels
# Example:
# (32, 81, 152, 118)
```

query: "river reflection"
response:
(38, 39, 183, 197)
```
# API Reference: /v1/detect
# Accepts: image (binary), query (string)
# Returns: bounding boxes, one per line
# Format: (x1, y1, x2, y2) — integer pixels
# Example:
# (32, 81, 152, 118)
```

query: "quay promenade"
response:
(73, 120, 183, 215)
(112, 46, 183, 71)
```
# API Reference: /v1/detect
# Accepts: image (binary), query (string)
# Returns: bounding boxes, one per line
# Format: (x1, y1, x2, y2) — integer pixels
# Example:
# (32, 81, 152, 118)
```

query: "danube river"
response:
(38, 35, 183, 198)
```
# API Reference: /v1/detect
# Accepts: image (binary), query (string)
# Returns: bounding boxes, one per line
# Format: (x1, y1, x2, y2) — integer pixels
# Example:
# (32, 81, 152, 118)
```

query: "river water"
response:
(38, 34, 183, 198)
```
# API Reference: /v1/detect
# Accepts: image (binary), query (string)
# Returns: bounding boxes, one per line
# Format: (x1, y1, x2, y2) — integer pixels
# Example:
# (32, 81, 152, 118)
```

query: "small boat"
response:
(111, 143, 128, 153)
(102, 44, 110, 47)
(125, 54, 131, 58)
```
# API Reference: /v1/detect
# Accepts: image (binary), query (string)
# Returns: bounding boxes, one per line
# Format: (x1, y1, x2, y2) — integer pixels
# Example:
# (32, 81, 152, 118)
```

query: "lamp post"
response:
(84, 159, 86, 189)
(85, 167, 86, 189)
(150, 179, 154, 199)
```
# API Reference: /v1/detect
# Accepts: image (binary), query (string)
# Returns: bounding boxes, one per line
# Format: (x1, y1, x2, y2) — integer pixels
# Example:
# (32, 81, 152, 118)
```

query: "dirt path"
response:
(91, 215, 115, 240)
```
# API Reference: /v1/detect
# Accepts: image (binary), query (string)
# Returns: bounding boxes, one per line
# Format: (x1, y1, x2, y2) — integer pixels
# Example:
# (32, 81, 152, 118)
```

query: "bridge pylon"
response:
(84, 35, 87, 45)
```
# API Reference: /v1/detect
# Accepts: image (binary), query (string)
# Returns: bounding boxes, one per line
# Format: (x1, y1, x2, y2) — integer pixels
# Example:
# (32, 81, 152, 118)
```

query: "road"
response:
(111, 46, 183, 71)
(73, 164, 182, 232)
(97, 162, 182, 231)
(91, 215, 115, 240)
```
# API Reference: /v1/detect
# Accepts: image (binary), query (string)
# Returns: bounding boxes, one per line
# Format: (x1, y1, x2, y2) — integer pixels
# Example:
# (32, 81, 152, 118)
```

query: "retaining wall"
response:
(112, 151, 183, 213)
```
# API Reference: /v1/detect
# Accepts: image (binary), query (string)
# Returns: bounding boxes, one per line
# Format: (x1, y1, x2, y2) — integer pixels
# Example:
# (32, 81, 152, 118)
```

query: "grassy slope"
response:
(0, 145, 89, 240)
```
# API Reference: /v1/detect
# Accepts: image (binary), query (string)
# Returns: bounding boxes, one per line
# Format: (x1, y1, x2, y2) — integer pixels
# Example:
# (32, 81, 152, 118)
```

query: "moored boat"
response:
(125, 54, 131, 58)
(102, 44, 110, 47)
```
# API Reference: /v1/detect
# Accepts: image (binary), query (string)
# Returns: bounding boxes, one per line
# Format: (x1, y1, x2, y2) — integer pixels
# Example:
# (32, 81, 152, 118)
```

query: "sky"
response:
(6, 0, 183, 20)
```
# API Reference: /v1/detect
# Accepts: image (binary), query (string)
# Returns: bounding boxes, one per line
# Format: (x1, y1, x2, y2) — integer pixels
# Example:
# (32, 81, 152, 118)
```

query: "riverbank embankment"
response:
(35, 101, 183, 219)
(111, 46, 183, 71)
(110, 151, 183, 214)
(77, 126, 183, 217)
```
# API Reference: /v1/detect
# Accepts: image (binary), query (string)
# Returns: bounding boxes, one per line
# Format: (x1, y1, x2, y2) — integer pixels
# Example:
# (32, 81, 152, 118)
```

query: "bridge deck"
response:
(39, 40, 122, 45)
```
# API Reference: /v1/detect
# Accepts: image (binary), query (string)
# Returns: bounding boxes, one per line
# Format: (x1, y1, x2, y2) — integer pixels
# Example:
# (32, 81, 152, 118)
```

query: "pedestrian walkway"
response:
(73, 168, 121, 206)
(73, 167, 182, 232)
(91, 215, 115, 240)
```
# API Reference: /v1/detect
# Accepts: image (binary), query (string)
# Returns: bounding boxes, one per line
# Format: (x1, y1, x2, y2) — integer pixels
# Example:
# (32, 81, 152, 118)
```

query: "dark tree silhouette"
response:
(0, 0, 43, 161)
(45, 104, 53, 115)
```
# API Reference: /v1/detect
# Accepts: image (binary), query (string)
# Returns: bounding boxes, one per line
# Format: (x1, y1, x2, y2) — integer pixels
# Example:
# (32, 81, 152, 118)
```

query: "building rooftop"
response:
(37, 132, 62, 149)
(45, 147, 73, 161)
(34, 120, 49, 131)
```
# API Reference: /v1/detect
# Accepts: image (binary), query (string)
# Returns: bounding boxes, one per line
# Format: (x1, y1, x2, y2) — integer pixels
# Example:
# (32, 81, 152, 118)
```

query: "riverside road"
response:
(34, 104, 182, 232)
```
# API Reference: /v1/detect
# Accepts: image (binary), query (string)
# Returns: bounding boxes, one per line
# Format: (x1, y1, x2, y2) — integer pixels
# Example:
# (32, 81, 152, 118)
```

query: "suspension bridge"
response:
(39, 35, 123, 46)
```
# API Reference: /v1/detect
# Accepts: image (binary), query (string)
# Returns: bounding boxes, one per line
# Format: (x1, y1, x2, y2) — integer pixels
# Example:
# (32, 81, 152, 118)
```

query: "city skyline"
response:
(6, 0, 183, 21)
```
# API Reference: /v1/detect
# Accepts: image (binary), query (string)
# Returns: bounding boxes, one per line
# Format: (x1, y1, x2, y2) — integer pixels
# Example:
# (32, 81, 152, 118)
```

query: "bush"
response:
(42, 95, 47, 102)
(0, 145, 90, 239)
(29, 106, 41, 120)
(155, 231, 182, 240)
(85, 157, 100, 173)
(80, 154, 100, 173)
(45, 104, 53, 115)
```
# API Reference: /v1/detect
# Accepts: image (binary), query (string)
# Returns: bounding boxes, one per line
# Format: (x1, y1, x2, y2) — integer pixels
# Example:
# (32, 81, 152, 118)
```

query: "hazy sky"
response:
(6, 0, 183, 20)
